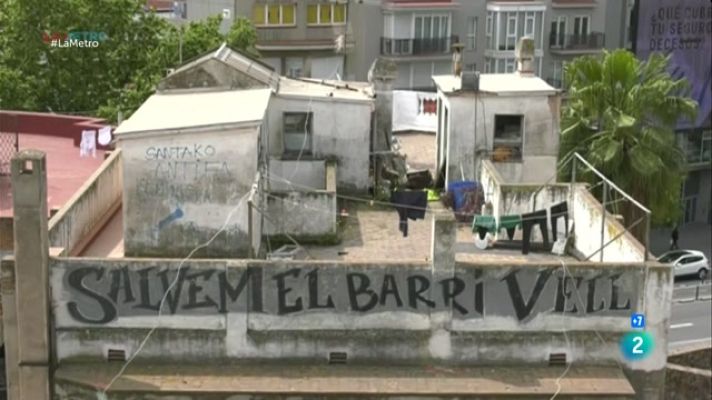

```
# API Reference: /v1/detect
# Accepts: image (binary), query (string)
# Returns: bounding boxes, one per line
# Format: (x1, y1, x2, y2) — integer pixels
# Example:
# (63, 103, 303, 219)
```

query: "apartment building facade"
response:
(167, 1, 633, 87)
(181, 0, 354, 79)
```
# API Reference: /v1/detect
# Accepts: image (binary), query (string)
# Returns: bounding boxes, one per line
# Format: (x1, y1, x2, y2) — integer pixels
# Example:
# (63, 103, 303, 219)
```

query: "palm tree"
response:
(559, 50, 697, 242)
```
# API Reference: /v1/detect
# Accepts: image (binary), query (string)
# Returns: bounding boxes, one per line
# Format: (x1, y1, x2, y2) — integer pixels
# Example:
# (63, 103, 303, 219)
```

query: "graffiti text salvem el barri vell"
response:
(64, 266, 633, 324)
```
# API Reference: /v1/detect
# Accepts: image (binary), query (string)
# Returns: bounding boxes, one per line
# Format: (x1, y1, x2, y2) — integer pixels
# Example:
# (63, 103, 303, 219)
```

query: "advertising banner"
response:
(636, 1, 712, 128)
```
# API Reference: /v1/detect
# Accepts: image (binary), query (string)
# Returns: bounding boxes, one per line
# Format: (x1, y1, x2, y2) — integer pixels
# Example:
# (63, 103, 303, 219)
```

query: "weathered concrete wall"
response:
(665, 344, 712, 399)
(263, 191, 337, 238)
(480, 160, 571, 241)
(441, 91, 560, 188)
(268, 159, 325, 192)
(266, 95, 372, 192)
(264, 162, 337, 238)
(118, 127, 259, 258)
(572, 185, 646, 262)
(48, 149, 123, 256)
(50, 257, 667, 369)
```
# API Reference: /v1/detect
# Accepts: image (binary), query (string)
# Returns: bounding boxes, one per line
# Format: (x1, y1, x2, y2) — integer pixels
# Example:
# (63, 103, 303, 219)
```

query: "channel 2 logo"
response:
(620, 313, 653, 361)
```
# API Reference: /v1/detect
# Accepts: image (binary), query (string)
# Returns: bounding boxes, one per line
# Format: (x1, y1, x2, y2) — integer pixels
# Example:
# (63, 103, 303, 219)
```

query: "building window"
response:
(504, 12, 517, 50)
(550, 16, 566, 47)
(253, 4, 296, 26)
(467, 17, 477, 50)
(414, 15, 450, 39)
(524, 12, 535, 37)
(573, 15, 590, 37)
(486, 13, 493, 49)
(307, 3, 347, 25)
(505, 58, 515, 73)
(492, 115, 523, 162)
(283, 112, 313, 155)
(285, 57, 304, 78)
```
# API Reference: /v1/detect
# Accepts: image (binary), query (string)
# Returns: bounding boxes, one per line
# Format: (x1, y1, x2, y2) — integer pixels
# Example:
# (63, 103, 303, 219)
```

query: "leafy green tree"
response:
(227, 17, 259, 57)
(0, 0, 258, 121)
(559, 50, 697, 240)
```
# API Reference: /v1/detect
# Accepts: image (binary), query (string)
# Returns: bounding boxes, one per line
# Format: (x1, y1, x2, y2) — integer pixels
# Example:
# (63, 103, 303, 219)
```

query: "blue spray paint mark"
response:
(158, 207, 184, 230)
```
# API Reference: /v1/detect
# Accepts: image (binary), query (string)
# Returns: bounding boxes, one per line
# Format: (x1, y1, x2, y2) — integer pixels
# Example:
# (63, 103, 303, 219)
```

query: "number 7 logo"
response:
(631, 313, 645, 329)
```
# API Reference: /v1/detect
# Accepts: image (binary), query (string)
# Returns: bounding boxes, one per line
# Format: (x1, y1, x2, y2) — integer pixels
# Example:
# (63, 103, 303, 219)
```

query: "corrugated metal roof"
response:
(114, 88, 271, 135)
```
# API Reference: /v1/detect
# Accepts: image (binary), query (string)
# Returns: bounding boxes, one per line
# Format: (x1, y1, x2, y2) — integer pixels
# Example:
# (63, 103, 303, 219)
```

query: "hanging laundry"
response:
(97, 126, 112, 146)
(80, 130, 97, 158)
(391, 191, 427, 237)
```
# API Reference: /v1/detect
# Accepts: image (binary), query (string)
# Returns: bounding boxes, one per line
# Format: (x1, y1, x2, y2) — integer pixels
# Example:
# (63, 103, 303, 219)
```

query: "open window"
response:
(492, 115, 523, 162)
(283, 112, 313, 157)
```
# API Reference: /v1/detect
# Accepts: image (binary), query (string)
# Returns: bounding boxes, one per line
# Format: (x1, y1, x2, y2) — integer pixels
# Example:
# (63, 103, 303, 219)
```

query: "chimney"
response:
(452, 43, 464, 76)
(515, 36, 535, 75)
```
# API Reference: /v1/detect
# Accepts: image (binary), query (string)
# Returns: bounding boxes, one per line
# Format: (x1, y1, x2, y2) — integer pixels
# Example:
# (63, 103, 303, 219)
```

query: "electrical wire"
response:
(99, 191, 251, 395)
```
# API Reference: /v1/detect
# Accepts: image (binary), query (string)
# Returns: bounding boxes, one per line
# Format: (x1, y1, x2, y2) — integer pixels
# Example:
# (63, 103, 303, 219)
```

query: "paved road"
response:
(669, 280, 711, 350)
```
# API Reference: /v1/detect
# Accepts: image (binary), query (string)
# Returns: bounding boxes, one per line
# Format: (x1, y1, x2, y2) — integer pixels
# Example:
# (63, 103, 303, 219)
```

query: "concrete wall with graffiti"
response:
(51, 257, 671, 375)
(118, 127, 259, 258)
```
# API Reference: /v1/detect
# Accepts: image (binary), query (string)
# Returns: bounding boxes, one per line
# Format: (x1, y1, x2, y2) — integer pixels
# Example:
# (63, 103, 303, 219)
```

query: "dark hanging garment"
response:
(391, 191, 428, 237)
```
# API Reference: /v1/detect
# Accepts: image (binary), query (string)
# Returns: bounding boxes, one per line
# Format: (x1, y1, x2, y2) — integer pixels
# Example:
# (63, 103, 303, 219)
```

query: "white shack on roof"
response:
(113, 44, 375, 258)
(114, 88, 271, 258)
(433, 37, 562, 188)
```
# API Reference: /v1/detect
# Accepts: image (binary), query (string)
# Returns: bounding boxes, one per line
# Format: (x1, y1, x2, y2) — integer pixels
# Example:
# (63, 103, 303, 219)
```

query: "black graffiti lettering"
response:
(218, 268, 262, 313)
(183, 269, 218, 310)
(274, 268, 304, 315)
(474, 272, 484, 316)
(407, 275, 435, 309)
(586, 277, 606, 313)
(107, 267, 135, 304)
(554, 276, 583, 313)
(502, 269, 552, 321)
(306, 269, 335, 310)
(156, 268, 188, 314)
(134, 267, 160, 311)
(346, 273, 379, 312)
(66, 267, 117, 324)
(379, 274, 403, 307)
(609, 274, 631, 310)
(440, 277, 467, 315)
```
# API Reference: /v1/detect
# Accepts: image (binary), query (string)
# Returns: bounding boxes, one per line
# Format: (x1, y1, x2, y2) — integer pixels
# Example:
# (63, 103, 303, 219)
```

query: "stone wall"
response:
(665, 343, 712, 399)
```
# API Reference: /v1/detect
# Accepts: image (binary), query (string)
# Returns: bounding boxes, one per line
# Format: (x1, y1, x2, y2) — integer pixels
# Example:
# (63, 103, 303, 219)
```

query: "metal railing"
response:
(570, 153, 651, 261)
(549, 32, 605, 51)
(528, 152, 652, 262)
(381, 35, 459, 56)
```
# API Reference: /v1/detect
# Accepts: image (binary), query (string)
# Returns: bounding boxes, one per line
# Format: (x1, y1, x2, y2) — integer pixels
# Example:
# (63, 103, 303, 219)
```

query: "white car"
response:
(658, 250, 710, 280)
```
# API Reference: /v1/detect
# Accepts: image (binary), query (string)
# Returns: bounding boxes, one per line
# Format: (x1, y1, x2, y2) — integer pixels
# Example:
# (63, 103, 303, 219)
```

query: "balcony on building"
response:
(256, 26, 353, 51)
(380, 35, 459, 57)
(549, 32, 605, 54)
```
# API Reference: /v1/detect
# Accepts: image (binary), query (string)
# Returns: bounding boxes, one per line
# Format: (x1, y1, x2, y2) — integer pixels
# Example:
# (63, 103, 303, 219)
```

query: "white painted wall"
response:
(441, 90, 560, 187)
(572, 185, 646, 262)
(266, 95, 372, 192)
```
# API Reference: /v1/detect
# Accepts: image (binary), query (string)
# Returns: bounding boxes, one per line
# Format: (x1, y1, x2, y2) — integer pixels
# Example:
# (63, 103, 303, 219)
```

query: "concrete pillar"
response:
(10, 150, 51, 400)
(368, 58, 398, 152)
(429, 212, 456, 359)
(1, 257, 20, 400)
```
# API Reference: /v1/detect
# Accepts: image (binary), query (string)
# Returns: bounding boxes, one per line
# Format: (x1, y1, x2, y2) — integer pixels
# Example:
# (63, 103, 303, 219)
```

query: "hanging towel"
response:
(80, 130, 97, 158)
(97, 126, 112, 146)
(391, 191, 427, 237)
